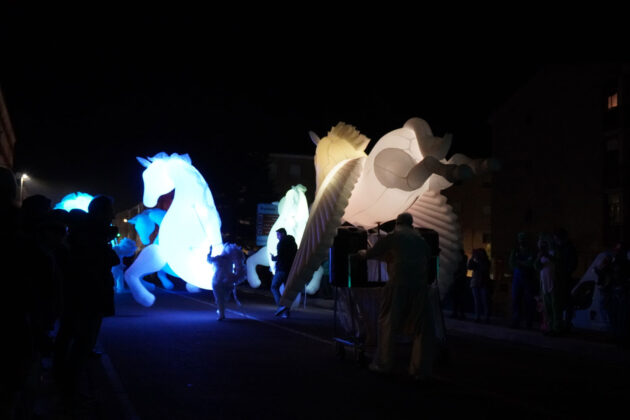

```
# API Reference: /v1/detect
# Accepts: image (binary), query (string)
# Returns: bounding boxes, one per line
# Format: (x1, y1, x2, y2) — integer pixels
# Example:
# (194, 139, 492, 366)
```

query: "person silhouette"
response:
(1, 166, 36, 419)
(468, 248, 491, 323)
(271, 228, 297, 318)
(509, 232, 536, 329)
(355, 212, 437, 382)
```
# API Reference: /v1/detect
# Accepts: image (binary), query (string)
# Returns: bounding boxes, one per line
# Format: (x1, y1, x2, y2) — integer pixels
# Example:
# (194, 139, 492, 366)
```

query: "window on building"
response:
(603, 81, 620, 131)
(608, 193, 623, 226)
(607, 92, 619, 110)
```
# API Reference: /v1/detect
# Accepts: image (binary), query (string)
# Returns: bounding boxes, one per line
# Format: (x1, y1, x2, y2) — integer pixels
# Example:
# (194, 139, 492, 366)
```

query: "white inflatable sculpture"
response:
(280, 118, 499, 307)
(124, 152, 223, 307)
(54, 191, 95, 212)
(112, 237, 137, 292)
(245, 184, 325, 295)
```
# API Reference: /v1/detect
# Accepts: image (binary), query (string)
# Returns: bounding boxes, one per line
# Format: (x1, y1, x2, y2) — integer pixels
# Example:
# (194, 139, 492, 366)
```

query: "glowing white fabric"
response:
(246, 184, 321, 291)
(282, 118, 499, 303)
(54, 192, 95, 212)
(124, 152, 223, 307)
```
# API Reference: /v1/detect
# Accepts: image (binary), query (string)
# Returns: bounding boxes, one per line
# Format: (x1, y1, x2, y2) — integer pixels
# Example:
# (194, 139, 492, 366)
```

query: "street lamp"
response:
(19, 173, 28, 202)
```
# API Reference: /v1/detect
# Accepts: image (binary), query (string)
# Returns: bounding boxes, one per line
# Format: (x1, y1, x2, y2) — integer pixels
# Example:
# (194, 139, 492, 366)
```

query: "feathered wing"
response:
(279, 157, 366, 306)
(405, 190, 463, 298)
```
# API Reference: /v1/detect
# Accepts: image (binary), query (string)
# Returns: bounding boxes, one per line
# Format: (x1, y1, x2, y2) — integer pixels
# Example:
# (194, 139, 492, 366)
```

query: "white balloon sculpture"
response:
(124, 152, 223, 307)
(246, 184, 324, 295)
(280, 118, 499, 306)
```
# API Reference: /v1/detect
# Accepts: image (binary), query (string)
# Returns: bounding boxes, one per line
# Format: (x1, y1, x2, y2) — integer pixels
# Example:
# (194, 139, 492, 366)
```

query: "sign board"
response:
(256, 202, 279, 246)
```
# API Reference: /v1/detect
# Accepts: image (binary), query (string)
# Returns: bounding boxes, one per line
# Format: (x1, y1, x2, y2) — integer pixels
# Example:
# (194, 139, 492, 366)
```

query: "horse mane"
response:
(146, 152, 192, 164)
(325, 122, 370, 152)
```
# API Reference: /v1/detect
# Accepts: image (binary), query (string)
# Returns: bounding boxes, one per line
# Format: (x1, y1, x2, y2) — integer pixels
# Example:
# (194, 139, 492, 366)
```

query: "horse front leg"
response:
(245, 246, 269, 288)
(124, 244, 167, 307)
(406, 155, 474, 190)
(446, 153, 502, 175)
(374, 149, 474, 192)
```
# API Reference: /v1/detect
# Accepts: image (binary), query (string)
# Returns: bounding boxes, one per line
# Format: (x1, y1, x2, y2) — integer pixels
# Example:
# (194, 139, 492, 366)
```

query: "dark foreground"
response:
(33, 287, 630, 419)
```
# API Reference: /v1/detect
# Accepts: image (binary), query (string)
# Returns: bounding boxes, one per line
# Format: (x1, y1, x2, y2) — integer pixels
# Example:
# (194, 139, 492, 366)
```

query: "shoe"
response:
(274, 306, 288, 317)
(281, 310, 290, 319)
(217, 314, 226, 321)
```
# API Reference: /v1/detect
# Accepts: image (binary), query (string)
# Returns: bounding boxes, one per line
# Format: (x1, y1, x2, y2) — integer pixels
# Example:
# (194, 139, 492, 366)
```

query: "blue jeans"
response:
(511, 276, 535, 327)
(471, 286, 489, 320)
(271, 270, 288, 305)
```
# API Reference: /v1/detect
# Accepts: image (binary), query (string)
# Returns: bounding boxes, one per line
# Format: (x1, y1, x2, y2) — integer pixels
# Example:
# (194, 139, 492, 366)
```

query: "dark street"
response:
(34, 287, 630, 419)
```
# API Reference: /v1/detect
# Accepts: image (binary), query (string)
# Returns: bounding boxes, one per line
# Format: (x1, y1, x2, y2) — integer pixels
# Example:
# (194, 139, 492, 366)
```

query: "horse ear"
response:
(137, 157, 151, 168)
(178, 153, 192, 164)
(152, 152, 169, 161)
(308, 131, 320, 146)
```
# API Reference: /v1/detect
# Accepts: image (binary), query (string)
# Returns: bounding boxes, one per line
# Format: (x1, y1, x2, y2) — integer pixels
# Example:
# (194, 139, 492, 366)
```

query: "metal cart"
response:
(330, 226, 384, 366)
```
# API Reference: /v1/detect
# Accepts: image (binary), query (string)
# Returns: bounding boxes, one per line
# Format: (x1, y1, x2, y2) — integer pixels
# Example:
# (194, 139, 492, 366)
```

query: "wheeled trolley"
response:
(329, 224, 446, 367)
(330, 226, 384, 366)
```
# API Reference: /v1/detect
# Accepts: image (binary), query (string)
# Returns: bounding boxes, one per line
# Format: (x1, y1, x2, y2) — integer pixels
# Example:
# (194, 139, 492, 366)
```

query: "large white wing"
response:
(406, 190, 463, 298)
(279, 157, 366, 306)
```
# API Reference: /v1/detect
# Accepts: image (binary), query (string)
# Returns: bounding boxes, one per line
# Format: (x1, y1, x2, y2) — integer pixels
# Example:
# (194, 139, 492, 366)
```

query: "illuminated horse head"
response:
(311, 122, 370, 191)
(124, 152, 223, 307)
(128, 208, 166, 245)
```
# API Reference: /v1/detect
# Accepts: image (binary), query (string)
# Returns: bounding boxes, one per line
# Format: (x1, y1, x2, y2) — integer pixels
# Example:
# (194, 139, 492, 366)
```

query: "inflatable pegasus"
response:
(280, 117, 500, 307)
(124, 152, 224, 307)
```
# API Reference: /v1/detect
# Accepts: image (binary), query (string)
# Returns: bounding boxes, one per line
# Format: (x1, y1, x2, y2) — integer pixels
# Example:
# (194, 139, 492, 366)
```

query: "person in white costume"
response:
(356, 212, 436, 381)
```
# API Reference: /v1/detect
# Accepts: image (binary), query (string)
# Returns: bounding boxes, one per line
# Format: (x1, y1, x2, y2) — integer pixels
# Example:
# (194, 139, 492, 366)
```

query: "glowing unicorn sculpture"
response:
(124, 152, 223, 307)
(280, 118, 499, 307)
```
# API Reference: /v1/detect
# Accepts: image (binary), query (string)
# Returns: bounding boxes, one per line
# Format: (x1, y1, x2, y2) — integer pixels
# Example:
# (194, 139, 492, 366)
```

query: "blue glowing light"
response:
(124, 152, 223, 307)
(54, 192, 95, 212)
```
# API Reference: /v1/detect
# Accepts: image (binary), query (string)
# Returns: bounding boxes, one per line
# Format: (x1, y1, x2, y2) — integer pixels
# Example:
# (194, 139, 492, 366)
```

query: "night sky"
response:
(0, 9, 539, 212)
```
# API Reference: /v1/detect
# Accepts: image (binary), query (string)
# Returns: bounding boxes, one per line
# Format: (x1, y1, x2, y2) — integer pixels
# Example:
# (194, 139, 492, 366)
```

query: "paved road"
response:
(37, 288, 630, 419)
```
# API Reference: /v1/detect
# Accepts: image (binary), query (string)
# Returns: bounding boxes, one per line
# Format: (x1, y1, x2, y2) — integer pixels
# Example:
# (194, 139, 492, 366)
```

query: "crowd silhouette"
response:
(446, 227, 629, 346)
(0, 166, 119, 418)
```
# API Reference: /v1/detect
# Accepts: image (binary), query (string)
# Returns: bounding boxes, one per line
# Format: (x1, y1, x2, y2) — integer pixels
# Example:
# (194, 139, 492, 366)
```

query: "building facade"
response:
(490, 63, 630, 316)
(0, 87, 16, 169)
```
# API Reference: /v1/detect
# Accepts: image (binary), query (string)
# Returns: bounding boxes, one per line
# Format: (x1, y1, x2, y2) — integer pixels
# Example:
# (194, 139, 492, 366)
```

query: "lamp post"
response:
(19, 173, 28, 202)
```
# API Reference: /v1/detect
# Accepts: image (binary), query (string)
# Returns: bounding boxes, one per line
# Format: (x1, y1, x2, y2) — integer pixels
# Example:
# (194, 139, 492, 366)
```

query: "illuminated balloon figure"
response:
(54, 191, 95, 212)
(128, 208, 166, 246)
(280, 118, 499, 307)
(245, 184, 324, 295)
(127, 208, 184, 291)
(112, 237, 137, 292)
(124, 152, 223, 307)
